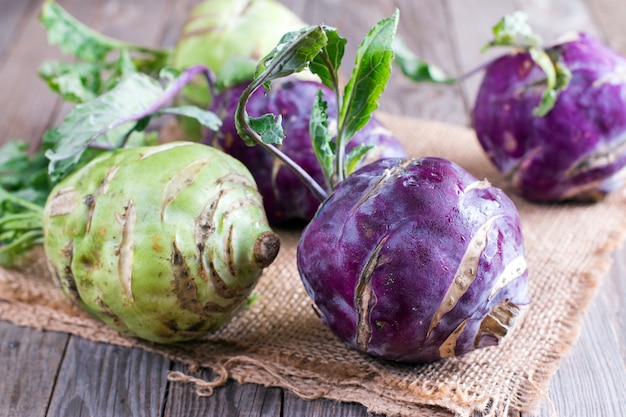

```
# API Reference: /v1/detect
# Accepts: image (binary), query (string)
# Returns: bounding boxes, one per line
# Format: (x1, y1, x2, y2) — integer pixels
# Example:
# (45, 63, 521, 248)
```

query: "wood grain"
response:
(164, 362, 283, 417)
(1, 0, 625, 416)
(46, 338, 170, 417)
(0, 323, 68, 417)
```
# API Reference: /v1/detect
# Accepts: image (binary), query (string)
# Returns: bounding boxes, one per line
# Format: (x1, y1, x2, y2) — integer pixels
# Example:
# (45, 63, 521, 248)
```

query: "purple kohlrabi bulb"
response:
(205, 76, 407, 224)
(297, 157, 529, 363)
(473, 32, 626, 202)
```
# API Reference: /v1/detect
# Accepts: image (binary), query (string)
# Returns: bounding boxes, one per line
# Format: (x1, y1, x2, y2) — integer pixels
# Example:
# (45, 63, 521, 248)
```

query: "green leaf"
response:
(393, 37, 456, 84)
(234, 12, 401, 200)
(310, 90, 335, 185)
(0, 141, 52, 207)
(255, 25, 329, 84)
(39, 1, 170, 101)
(482, 11, 542, 51)
(38, 60, 102, 102)
(528, 47, 557, 116)
(0, 186, 45, 267)
(344, 144, 374, 177)
(45, 67, 219, 181)
(40, 0, 119, 62)
(310, 28, 346, 91)
(45, 73, 164, 180)
(158, 105, 222, 131)
(236, 25, 329, 147)
(339, 9, 399, 147)
(249, 114, 285, 145)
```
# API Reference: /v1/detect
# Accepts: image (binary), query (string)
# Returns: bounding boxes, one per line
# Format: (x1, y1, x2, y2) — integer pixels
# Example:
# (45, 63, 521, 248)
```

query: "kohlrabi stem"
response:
(0, 188, 45, 267)
(456, 59, 494, 83)
(234, 25, 331, 203)
(320, 53, 344, 187)
(0, 189, 45, 215)
(87, 65, 216, 152)
(236, 100, 329, 202)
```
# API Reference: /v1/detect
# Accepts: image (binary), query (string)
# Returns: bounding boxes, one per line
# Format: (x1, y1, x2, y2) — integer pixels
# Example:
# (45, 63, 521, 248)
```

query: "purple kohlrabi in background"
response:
(473, 32, 626, 202)
(205, 76, 407, 224)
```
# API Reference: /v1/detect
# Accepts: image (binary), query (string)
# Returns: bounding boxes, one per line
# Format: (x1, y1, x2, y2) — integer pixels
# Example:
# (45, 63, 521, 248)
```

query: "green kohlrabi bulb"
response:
(43, 142, 280, 344)
(171, 0, 307, 108)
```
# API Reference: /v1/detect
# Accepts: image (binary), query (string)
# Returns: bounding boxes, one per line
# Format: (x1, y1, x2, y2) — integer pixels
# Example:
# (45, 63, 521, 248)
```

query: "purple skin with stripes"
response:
(473, 32, 626, 202)
(205, 76, 407, 224)
(297, 157, 529, 363)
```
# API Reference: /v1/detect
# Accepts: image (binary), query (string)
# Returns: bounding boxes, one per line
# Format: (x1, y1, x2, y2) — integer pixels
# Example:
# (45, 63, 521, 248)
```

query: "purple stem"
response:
(89, 65, 215, 150)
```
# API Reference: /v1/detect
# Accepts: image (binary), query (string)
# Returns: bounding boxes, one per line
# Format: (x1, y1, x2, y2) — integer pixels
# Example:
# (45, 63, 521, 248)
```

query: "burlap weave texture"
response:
(2, 113, 625, 416)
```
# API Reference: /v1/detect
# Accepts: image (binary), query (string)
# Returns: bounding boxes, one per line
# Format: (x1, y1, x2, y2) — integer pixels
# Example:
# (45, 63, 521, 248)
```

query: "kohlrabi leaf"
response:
(254, 25, 329, 85)
(529, 47, 557, 116)
(157, 105, 221, 131)
(39, 49, 140, 103)
(40, 0, 118, 62)
(393, 37, 456, 84)
(0, 142, 47, 266)
(0, 185, 45, 267)
(310, 28, 346, 91)
(482, 11, 542, 51)
(249, 114, 285, 145)
(337, 9, 398, 181)
(38, 60, 101, 102)
(45, 66, 219, 181)
(0, 141, 52, 207)
(310, 90, 335, 185)
(530, 48, 573, 116)
(233, 25, 332, 202)
(39, 0, 169, 101)
(344, 144, 374, 177)
(235, 12, 401, 201)
(236, 25, 329, 147)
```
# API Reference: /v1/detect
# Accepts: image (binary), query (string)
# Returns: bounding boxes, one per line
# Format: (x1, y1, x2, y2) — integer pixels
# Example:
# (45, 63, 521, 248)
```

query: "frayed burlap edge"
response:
(2, 113, 626, 417)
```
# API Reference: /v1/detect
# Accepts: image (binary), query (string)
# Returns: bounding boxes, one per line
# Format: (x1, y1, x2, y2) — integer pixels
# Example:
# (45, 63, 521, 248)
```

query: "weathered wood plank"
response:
(0, 322, 68, 417)
(443, 0, 518, 108)
(533, 246, 626, 416)
(605, 244, 626, 361)
(0, 0, 40, 64)
(516, 0, 600, 39)
(0, 0, 59, 148)
(385, 0, 468, 125)
(586, 0, 626, 54)
(164, 362, 283, 417)
(45, 336, 170, 417)
(283, 390, 378, 417)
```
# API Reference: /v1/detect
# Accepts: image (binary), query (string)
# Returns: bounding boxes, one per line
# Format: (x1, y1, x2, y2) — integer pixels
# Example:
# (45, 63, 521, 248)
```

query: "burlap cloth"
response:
(2, 113, 626, 416)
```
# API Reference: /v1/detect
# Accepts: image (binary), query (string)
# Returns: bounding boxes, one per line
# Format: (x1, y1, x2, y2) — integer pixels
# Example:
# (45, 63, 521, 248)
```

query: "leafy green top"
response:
(44, 66, 220, 181)
(235, 10, 400, 201)
(39, 0, 170, 102)
(0, 144, 48, 266)
(0, 64, 221, 266)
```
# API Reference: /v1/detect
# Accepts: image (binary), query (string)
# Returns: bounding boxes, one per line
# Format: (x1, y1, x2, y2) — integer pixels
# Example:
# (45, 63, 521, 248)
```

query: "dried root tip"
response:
(475, 299, 523, 349)
(252, 231, 280, 268)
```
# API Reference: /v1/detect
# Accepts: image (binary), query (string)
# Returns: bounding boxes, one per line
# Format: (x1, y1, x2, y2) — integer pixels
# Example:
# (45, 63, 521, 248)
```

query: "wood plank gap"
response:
(42, 330, 72, 417)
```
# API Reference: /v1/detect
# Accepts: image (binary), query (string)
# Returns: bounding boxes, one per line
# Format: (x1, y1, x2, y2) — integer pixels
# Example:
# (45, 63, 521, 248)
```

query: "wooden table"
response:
(1, 0, 625, 416)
